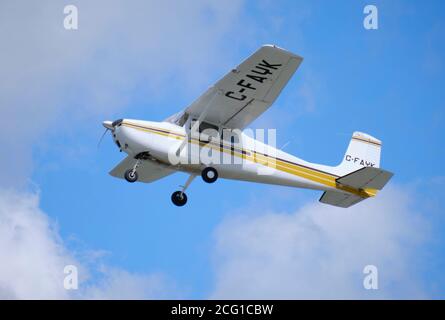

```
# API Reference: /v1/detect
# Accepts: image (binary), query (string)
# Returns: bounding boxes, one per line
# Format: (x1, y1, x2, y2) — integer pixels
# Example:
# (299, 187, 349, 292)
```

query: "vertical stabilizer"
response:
(336, 132, 382, 176)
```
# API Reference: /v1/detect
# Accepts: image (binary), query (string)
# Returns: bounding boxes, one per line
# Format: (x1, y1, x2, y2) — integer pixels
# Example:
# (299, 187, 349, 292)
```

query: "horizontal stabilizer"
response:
(110, 156, 174, 183)
(336, 167, 393, 190)
(319, 191, 365, 208)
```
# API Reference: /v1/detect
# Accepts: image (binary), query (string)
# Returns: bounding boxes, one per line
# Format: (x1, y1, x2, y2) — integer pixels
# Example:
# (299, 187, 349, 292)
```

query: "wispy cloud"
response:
(0, 0, 247, 299)
(81, 267, 179, 300)
(210, 185, 430, 299)
(0, 0, 244, 187)
(0, 189, 74, 299)
(0, 188, 176, 299)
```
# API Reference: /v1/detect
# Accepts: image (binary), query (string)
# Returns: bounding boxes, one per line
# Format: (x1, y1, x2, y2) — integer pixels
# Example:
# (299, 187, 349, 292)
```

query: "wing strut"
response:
(175, 90, 220, 156)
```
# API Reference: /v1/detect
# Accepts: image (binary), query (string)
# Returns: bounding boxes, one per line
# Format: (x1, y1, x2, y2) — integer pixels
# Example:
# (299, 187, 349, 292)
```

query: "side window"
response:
(191, 120, 219, 142)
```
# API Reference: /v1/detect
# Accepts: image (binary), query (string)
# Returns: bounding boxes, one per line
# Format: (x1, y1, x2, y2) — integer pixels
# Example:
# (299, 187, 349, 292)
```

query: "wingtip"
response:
(261, 44, 303, 60)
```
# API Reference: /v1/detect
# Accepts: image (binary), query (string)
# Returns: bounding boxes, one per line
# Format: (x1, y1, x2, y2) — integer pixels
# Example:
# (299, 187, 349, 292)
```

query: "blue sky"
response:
(1, 0, 444, 298)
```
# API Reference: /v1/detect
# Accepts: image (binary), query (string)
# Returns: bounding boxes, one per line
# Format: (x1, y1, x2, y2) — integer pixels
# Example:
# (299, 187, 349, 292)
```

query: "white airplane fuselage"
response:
(110, 119, 362, 196)
(102, 45, 392, 208)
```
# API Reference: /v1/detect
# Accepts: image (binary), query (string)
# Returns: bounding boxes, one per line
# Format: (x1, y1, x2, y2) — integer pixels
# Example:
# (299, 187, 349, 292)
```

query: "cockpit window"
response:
(191, 120, 219, 133)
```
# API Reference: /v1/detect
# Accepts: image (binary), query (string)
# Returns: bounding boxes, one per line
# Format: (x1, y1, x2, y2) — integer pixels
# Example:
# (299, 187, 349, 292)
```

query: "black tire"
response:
(171, 191, 187, 206)
(201, 167, 218, 183)
(124, 169, 138, 183)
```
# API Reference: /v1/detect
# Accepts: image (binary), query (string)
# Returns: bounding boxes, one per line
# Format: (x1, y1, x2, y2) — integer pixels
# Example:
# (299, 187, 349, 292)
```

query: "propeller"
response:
(97, 127, 110, 148)
(97, 120, 115, 148)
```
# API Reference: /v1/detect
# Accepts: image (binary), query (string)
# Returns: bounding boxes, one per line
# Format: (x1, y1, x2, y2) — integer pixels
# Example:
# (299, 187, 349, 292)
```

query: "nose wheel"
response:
(124, 156, 145, 183)
(124, 169, 138, 183)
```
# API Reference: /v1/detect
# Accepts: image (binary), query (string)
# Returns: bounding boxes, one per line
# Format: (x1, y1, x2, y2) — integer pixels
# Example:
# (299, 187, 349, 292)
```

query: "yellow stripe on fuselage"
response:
(121, 122, 377, 198)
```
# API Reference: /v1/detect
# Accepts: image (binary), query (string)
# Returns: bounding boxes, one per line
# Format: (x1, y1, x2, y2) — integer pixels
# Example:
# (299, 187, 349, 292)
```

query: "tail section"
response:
(319, 131, 393, 208)
(320, 167, 394, 208)
(337, 132, 382, 176)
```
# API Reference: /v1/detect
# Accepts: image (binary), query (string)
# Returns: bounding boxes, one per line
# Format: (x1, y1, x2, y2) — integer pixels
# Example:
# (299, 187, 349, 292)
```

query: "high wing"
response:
(109, 156, 174, 183)
(184, 45, 303, 129)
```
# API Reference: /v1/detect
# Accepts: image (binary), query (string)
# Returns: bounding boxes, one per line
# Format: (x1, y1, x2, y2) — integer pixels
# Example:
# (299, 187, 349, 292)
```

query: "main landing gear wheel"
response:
(201, 167, 218, 183)
(124, 169, 138, 183)
(171, 191, 187, 206)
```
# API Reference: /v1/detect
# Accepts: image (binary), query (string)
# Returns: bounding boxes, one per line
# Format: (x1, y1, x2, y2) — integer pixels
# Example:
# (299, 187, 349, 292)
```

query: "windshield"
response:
(164, 111, 189, 127)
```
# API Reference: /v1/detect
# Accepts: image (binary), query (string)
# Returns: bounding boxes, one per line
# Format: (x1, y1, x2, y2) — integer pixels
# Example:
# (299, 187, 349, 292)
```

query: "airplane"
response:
(102, 44, 393, 208)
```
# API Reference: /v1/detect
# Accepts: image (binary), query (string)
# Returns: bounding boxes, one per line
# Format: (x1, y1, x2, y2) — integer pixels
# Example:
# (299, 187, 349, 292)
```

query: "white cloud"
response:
(0, 188, 175, 299)
(0, 184, 434, 299)
(210, 185, 429, 299)
(0, 0, 247, 299)
(0, 0, 244, 187)
(81, 267, 178, 300)
(0, 189, 73, 299)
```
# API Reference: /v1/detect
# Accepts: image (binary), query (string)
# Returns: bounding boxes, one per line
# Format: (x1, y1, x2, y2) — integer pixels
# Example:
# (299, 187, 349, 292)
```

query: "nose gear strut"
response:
(124, 152, 152, 183)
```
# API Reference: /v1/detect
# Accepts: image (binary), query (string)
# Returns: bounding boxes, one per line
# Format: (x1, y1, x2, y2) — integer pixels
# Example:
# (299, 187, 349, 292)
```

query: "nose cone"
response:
(103, 120, 114, 130)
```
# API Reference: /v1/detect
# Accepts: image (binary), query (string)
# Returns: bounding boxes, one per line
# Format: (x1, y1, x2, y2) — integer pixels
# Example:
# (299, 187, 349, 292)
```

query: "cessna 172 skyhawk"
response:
(102, 45, 393, 207)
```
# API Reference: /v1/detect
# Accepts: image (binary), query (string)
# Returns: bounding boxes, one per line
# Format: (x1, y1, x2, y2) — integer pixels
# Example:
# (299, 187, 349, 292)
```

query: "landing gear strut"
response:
(124, 156, 144, 183)
(171, 174, 196, 207)
(124, 152, 153, 183)
(201, 167, 218, 183)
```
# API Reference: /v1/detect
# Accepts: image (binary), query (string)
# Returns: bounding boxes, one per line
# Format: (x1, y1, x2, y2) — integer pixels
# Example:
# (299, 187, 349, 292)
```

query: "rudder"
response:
(337, 132, 381, 176)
